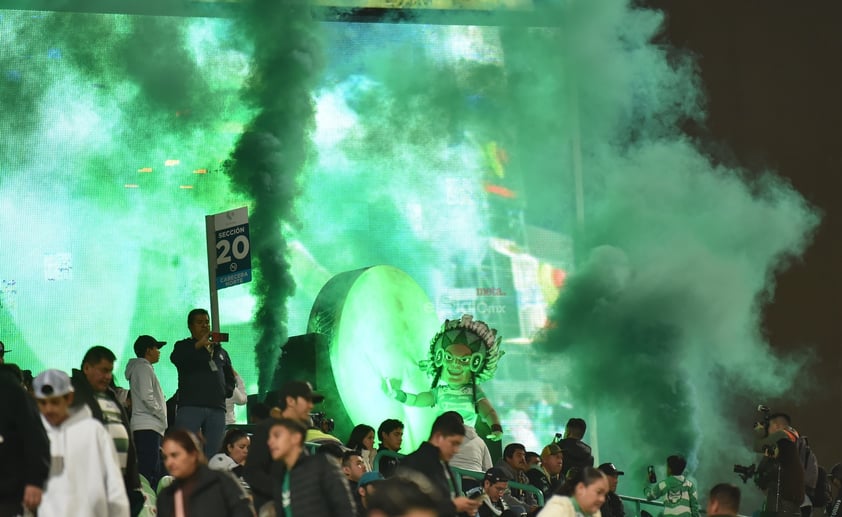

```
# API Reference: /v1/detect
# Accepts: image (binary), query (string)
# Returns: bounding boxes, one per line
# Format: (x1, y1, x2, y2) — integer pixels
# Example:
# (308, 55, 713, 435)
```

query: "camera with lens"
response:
(732, 464, 757, 484)
(310, 411, 335, 434)
(732, 404, 775, 484)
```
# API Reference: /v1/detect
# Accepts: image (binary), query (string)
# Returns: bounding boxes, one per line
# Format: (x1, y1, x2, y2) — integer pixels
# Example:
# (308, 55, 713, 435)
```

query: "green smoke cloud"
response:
(511, 0, 820, 495)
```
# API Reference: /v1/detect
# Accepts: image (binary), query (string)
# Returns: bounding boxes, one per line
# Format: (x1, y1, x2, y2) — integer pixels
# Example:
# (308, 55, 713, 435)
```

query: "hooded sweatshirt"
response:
(125, 357, 167, 436)
(39, 404, 130, 517)
(645, 475, 700, 517)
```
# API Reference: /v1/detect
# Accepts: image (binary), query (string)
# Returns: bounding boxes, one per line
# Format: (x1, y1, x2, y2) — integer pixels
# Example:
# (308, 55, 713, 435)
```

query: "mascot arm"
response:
(478, 397, 503, 440)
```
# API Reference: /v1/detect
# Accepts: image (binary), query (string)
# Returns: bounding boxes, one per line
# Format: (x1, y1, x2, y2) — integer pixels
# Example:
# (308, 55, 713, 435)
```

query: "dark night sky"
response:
(649, 1, 842, 465)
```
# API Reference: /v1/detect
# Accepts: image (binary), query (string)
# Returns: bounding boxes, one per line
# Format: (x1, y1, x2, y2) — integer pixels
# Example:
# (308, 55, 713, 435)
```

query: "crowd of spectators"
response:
(1, 330, 841, 517)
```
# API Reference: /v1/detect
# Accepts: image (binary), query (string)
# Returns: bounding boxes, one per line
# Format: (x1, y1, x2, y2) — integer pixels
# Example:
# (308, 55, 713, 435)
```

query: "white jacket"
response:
(39, 405, 130, 517)
(538, 495, 602, 517)
(125, 357, 167, 435)
(225, 373, 247, 425)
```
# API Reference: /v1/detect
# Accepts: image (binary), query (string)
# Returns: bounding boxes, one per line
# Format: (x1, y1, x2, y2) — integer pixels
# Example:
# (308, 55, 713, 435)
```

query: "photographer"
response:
(306, 411, 342, 445)
(753, 414, 805, 517)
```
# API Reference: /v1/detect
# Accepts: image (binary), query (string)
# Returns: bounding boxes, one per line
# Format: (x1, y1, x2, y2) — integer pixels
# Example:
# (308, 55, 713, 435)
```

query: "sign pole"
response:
(205, 215, 221, 334)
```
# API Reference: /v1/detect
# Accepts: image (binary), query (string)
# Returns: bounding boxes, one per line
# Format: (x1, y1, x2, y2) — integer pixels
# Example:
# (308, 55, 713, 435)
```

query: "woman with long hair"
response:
(346, 423, 376, 472)
(537, 467, 609, 517)
(157, 429, 255, 517)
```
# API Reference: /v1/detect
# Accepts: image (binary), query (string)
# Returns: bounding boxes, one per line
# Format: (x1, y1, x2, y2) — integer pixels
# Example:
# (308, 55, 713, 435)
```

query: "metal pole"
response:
(205, 215, 221, 334)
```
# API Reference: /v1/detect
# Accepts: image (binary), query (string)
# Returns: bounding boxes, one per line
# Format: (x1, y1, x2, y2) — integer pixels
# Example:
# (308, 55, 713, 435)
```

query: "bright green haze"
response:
(0, 0, 818, 500)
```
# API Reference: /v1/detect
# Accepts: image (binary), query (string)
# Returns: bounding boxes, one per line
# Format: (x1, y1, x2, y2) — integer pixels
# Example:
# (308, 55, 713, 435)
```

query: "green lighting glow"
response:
(0, 3, 818, 502)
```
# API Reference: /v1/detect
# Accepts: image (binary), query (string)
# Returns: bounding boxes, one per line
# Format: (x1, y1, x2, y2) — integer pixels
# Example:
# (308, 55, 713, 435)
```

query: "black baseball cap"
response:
(133, 335, 167, 357)
(279, 380, 325, 403)
(0, 340, 9, 355)
(484, 467, 510, 484)
(598, 463, 625, 476)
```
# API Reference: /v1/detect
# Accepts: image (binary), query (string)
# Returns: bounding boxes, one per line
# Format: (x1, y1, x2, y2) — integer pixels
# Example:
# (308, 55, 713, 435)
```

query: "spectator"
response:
(267, 417, 355, 517)
(34, 369, 130, 517)
(399, 411, 481, 517)
(478, 467, 520, 517)
(226, 367, 248, 425)
(538, 467, 608, 517)
(597, 463, 625, 517)
(557, 418, 594, 478)
(644, 455, 700, 517)
(170, 308, 235, 459)
(496, 442, 539, 510)
(528, 443, 565, 502)
(526, 452, 541, 468)
(828, 464, 842, 517)
(450, 422, 494, 474)
(317, 442, 347, 467)
(357, 471, 384, 517)
(242, 380, 324, 511)
(376, 418, 405, 477)
(367, 476, 442, 517)
(347, 423, 377, 472)
(209, 429, 250, 478)
(156, 429, 254, 517)
(449, 411, 493, 493)
(343, 450, 369, 510)
(125, 334, 168, 489)
(0, 363, 50, 516)
(71, 345, 143, 514)
(706, 483, 741, 517)
(754, 415, 805, 517)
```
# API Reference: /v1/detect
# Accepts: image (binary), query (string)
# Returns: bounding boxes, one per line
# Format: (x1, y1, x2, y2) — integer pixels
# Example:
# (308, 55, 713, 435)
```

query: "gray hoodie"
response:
(124, 358, 167, 435)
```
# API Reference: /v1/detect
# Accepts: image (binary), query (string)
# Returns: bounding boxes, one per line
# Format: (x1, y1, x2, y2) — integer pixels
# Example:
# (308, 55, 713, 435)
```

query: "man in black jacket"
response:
(598, 462, 626, 517)
(754, 415, 805, 517)
(268, 417, 355, 517)
(400, 411, 481, 517)
(558, 417, 594, 478)
(0, 364, 50, 516)
(71, 346, 144, 515)
(170, 308, 235, 458)
(243, 380, 324, 511)
(527, 443, 564, 502)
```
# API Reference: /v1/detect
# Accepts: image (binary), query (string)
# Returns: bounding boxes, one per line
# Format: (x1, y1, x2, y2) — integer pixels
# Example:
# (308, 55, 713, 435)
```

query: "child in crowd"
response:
(34, 369, 129, 517)
(644, 455, 700, 517)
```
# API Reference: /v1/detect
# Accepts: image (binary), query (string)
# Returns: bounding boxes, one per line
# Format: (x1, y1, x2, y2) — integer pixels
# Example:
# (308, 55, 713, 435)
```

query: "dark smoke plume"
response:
(224, 0, 325, 391)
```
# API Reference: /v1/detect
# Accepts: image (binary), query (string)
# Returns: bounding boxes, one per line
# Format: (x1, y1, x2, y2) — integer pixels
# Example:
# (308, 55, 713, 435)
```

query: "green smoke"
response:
(297, 22, 500, 309)
(507, 0, 819, 494)
(0, 7, 253, 392)
(223, 0, 325, 392)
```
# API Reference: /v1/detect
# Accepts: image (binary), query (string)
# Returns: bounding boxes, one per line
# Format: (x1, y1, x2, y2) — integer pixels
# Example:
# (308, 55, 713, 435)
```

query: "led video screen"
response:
(0, 7, 575, 449)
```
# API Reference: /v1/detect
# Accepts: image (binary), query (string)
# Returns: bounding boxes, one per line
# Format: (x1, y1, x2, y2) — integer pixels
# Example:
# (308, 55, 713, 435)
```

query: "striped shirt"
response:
(96, 393, 129, 472)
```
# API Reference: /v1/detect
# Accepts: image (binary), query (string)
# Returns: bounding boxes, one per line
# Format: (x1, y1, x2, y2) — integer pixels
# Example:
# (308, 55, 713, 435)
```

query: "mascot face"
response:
(442, 343, 473, 385)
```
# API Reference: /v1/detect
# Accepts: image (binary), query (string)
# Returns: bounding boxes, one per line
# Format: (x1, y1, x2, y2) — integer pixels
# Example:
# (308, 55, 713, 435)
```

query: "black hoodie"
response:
(558, 437, 594, 477)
